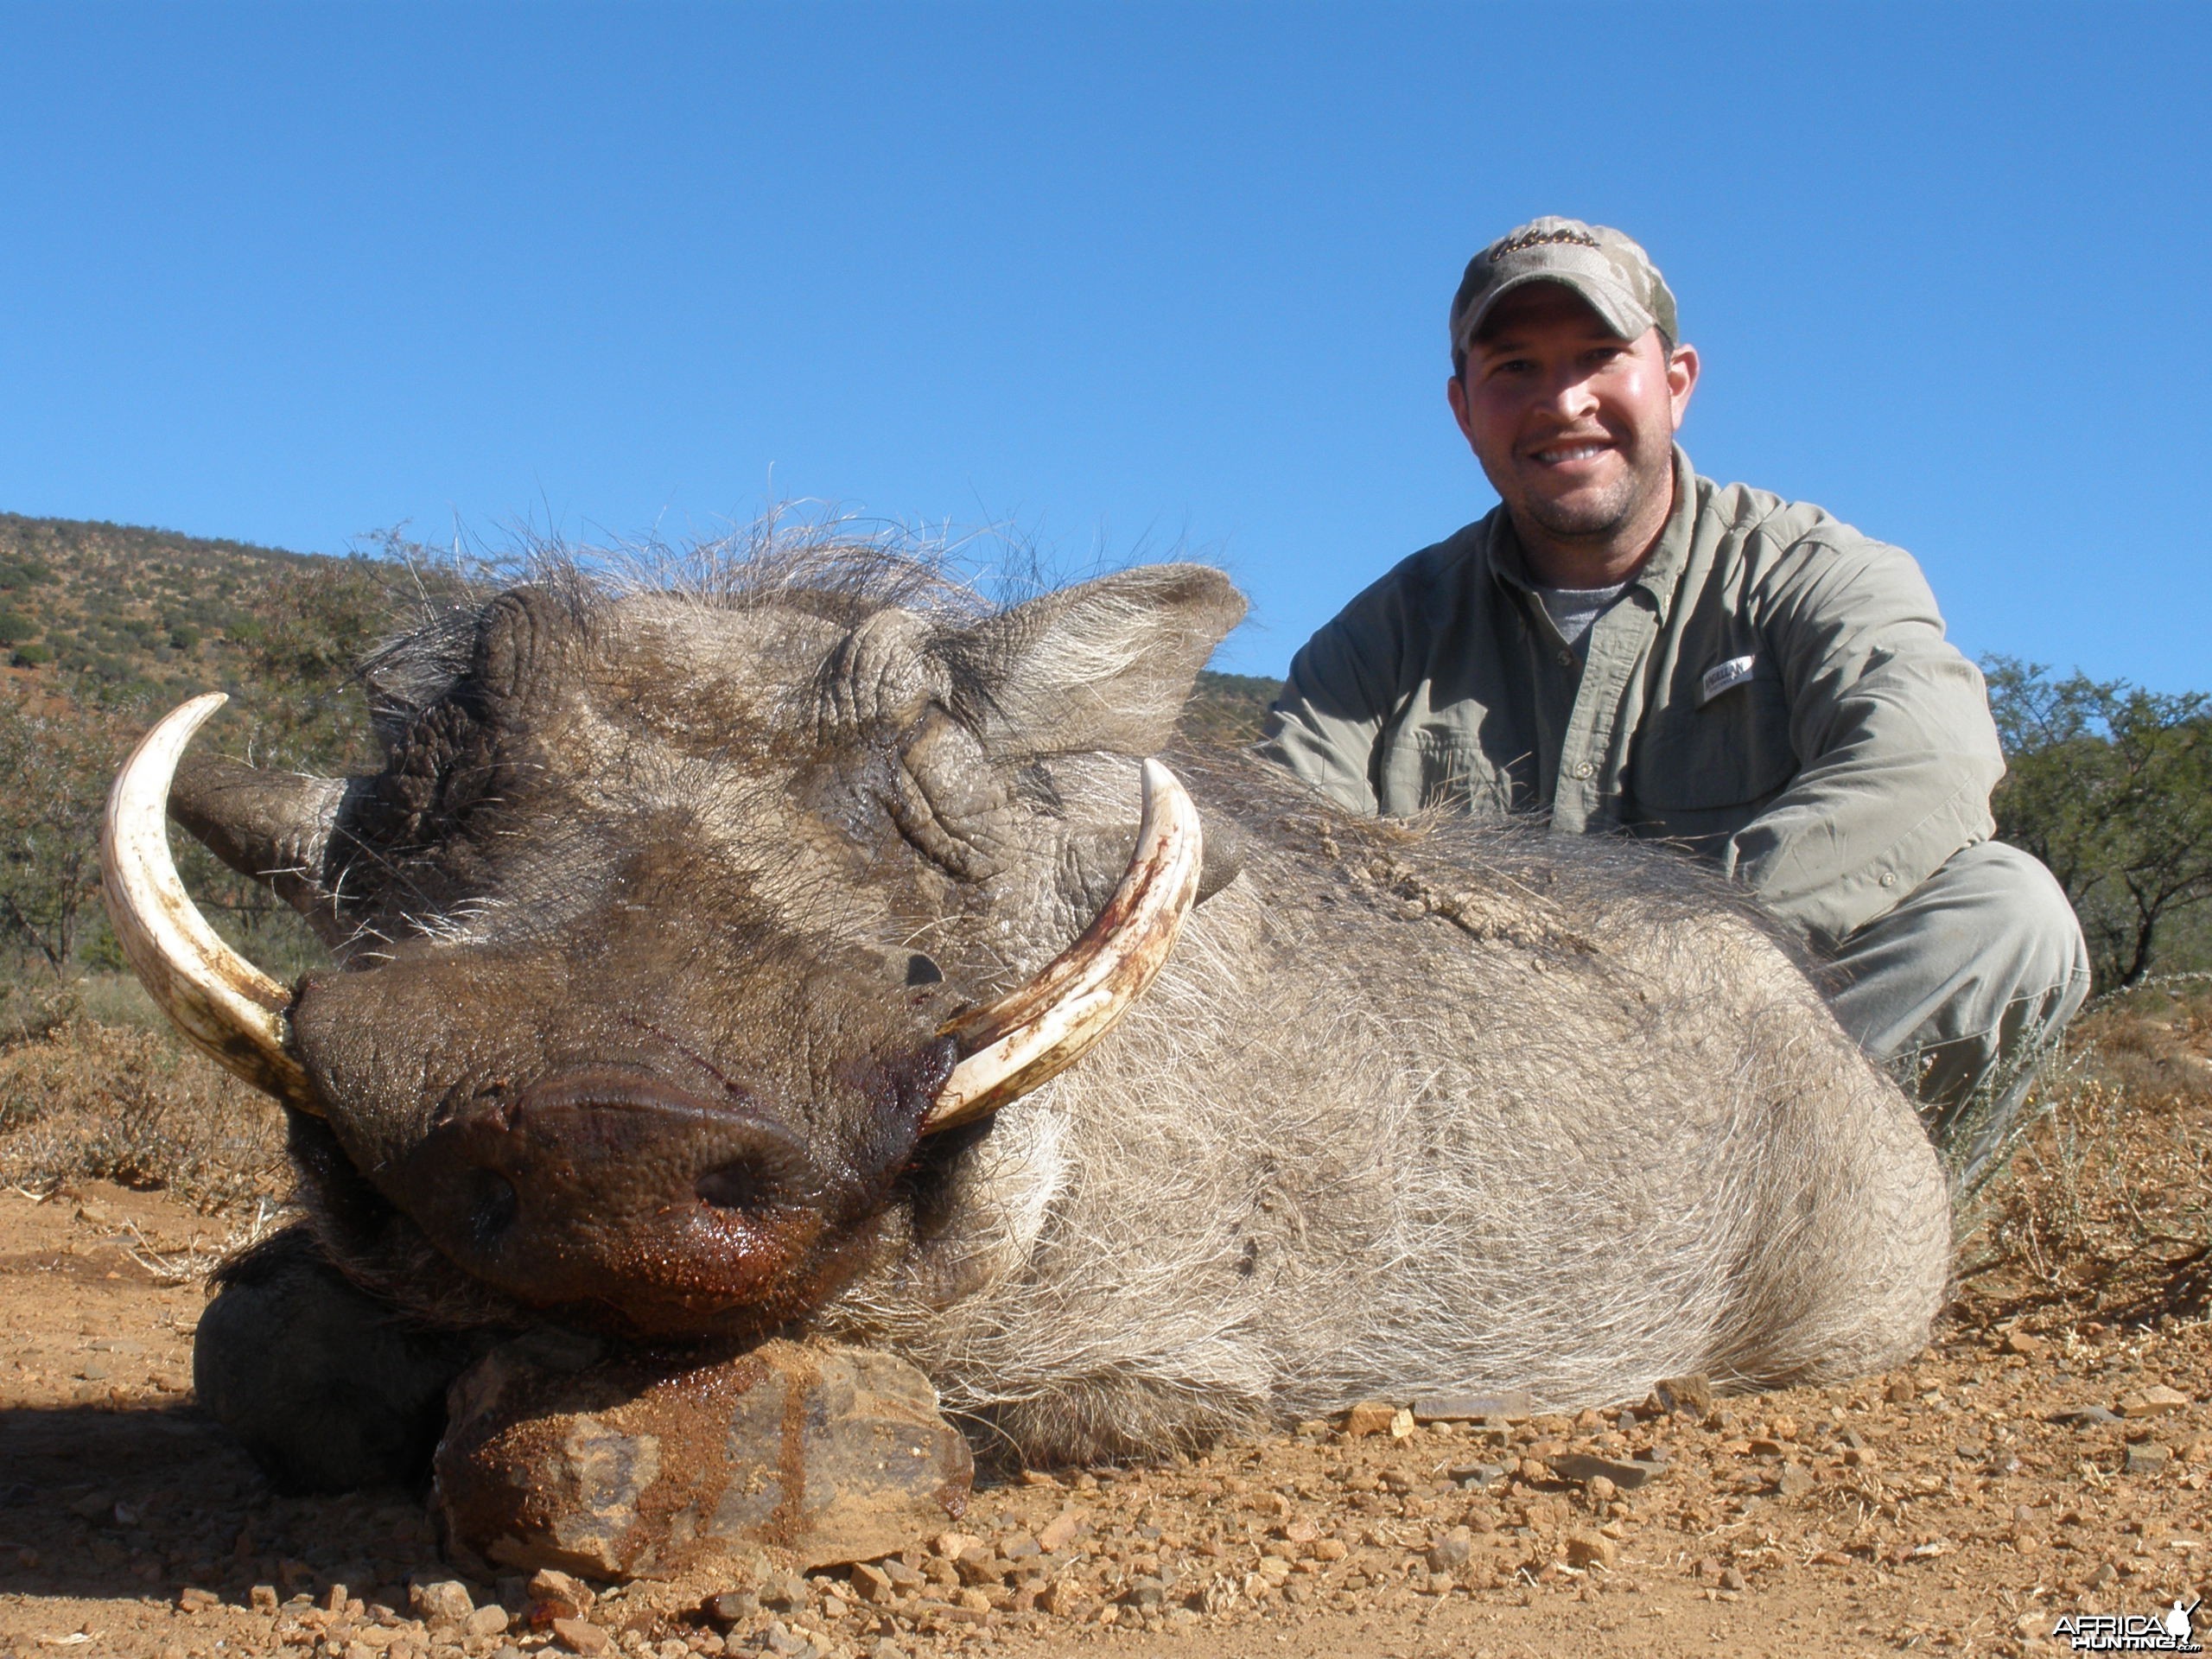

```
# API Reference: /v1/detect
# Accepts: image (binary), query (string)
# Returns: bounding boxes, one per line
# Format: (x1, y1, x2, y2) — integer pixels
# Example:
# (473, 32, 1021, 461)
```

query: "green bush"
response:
(0, 611, 35, 646)
(9, 643, 51, 667)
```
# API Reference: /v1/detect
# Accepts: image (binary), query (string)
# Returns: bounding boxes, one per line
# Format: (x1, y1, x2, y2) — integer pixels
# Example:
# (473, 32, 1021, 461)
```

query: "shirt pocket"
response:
(1633, 670, 1797, 813)
(1380, 728, 1514, 817)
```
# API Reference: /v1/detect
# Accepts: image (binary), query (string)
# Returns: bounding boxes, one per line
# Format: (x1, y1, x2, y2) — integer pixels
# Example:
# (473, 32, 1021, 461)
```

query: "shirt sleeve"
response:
(1255, 582, 1413, 816)
(1719, 534, 2005, 949)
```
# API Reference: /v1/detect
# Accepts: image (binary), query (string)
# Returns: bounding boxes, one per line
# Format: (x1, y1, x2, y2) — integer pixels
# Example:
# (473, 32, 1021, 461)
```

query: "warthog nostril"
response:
(468, 1169, 518, 1248)
(695, 1162, 779, 1212)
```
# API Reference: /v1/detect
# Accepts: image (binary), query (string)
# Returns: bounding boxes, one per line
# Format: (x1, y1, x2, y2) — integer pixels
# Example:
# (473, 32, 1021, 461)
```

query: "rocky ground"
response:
(1, 986, 2208, 1659)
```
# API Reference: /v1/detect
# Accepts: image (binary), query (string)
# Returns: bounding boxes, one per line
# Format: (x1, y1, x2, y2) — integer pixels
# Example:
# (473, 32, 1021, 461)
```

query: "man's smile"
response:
(1525, 439, 1616, 467)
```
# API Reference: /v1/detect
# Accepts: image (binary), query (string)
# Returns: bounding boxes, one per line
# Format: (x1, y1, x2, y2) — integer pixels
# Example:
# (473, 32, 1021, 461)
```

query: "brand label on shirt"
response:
(1699, 654, 1757, 707)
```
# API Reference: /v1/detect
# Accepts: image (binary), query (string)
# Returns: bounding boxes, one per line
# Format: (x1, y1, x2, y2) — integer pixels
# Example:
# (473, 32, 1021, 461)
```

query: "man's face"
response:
(1447, 283, 1699, 554)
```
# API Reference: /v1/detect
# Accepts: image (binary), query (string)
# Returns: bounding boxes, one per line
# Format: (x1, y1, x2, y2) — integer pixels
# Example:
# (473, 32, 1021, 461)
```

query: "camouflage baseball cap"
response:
(1449, 216, 1678, 358)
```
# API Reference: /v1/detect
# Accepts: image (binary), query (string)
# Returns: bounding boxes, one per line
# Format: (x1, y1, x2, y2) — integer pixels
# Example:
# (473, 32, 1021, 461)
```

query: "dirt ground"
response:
(2, 989, 2209, 1659)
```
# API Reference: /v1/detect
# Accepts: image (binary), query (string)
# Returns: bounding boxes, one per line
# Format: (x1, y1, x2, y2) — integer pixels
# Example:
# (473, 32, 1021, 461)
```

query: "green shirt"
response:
(1257, 447, 2005, 950)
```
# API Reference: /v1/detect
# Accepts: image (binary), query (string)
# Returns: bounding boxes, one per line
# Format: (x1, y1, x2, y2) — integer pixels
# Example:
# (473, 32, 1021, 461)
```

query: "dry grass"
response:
(0, 981, 289, 1213)
(1961, 978, 2212, 1327)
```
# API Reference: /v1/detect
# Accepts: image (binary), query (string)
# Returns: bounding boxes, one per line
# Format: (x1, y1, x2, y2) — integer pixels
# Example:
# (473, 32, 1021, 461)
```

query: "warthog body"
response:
(153, 544, 1948, 1467)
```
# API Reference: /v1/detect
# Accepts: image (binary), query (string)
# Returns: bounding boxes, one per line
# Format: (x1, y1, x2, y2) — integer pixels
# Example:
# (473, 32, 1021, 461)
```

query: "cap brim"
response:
(1455, 270, 1653, 355)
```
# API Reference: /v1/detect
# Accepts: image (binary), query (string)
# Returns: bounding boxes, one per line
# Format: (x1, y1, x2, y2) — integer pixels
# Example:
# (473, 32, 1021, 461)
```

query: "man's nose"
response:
(1540, 366, 1602, 423)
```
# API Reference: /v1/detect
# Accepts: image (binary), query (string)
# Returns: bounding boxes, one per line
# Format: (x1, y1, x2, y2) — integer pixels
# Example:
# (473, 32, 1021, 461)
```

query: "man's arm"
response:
(1722, 536, 2005, 950)
(1255, 588, 1409, 815)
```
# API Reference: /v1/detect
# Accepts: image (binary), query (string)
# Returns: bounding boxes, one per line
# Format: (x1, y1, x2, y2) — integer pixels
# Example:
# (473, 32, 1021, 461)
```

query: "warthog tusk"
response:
(925, 758, 1203, 1133)
(100, 693, 315, 1108)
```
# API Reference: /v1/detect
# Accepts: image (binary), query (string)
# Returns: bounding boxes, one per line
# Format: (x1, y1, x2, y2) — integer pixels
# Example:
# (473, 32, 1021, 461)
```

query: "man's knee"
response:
(1922, 841, 2090, 1010)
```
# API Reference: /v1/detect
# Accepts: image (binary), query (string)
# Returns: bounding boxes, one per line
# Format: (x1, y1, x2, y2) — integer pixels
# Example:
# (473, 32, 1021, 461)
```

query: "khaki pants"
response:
(1823, 840, 2091, 1187)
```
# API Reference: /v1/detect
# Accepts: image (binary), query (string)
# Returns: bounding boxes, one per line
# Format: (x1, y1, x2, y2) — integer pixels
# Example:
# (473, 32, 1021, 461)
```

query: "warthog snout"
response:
(385, 1064, 911, 1334)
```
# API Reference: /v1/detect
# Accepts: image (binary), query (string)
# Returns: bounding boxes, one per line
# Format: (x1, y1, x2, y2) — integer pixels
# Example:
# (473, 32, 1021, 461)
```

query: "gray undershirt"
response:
(1535, 581, 1630, 658)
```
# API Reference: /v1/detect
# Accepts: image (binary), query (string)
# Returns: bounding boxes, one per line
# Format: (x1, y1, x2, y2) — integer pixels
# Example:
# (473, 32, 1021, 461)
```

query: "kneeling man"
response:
(1260, 217, 2089, 1184)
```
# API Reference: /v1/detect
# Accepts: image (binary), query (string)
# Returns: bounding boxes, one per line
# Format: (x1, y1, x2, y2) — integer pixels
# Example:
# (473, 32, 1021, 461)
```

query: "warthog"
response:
(103, 543, 1949, 1487)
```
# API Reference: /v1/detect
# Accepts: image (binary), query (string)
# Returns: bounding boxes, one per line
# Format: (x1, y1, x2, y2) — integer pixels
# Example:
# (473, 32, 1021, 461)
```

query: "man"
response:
(1259, 216, 2089, 1184)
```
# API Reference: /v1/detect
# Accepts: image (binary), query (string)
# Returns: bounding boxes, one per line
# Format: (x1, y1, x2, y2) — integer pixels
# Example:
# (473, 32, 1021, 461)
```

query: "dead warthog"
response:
(103, 542, 1948, 1487)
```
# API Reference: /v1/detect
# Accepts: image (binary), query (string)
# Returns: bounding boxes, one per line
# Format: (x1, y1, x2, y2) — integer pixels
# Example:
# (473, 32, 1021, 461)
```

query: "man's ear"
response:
(939, 564, 1246, 757)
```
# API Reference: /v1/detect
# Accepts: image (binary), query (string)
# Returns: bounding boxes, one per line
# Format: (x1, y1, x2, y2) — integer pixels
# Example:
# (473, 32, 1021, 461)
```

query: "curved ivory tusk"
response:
(100, 693, 315, 1107)
(925, 758, 1203, 1133)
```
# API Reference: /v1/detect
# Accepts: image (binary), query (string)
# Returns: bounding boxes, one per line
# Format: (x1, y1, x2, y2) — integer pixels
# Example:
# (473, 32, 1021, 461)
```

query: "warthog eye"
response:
(903, 952, 944, 987)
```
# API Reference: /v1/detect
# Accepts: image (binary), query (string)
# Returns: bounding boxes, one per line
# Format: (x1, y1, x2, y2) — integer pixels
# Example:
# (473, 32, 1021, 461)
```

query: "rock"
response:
(1122, 1575, 1166, 1609)
(1449, 1462, 1508, 1490)
(850, 1562, 896, 1605)
(529, 1568, 594, 1618)
(1039, 1510, 1084, 1552)
(176, 1587, 219, 1613)
(409, 1578, 475, 1625)
(249, 1584, 279, 1614)
(2125, 1443, 2173, 1475)
(551, 1616, 611, 1655)
(1549, 1452, 1664, 1491)
(1342, 1402, 1399, 1438)
(760, 1571, 810, 1611)
(1775, 1463, 1815, 1499)
(1564, 1534, 1617, 1570)
(434, 1334, 973, 1578)
(1998, 1330, 2046, 1357)
(2052, 1405, 2122, 1428)
(1718, 1566, 1747, 1592)
(1409, 1390, 1534, 1424)
(703, 1589, 759, 1624)
(1426, 1527, 1474, 1573)
(1649, 1375, 1713, 1417)
(464, 1605, 510, 1637)
(1586, 1475, 1618, 1505)
(2118, 1386, 2191, 1418)
(1389, 1408, 1416, 1440)
(1885, 1379, 1916, 1404)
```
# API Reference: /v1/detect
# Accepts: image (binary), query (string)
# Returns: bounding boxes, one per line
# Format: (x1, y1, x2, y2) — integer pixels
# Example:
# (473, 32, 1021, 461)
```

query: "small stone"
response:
(1586, 1475, 1618, 1505)
(1408, 1390, 1535, 1424)
(704, 1589, 759, 1624)
(1550, 1452, 1664, 1491)
(65, 1490, 114, 1521)
(850, 1562, 895, 1605)
(465, 1605, 510, 1637)
(1999, 1331, 2046, 1357)
(1342, 1402, 1399, 1438)
(1389, 1408, 1416, 1440)
(177, 1586, 219, 1613)
(2125, 1443, 2174, 1476)
(550, 1616, 610, 1655)
(1426, 1527, 1474, 1573)
(2119, 1386, 2191, 1418)
(410, 1579, 475, 1626)
(760, 1571, 810, 1611)
(2053, 1405, 2122, 1428)
(1449, 1462, 1508, 1490)
(1767, 1415, 1799, 1441)
(1038, 1510, 1084, 1552)
(1885, 1378, 1916, 1404)
(1649, 1375, 1713, 1417)
(1565, 1534, 1617, 1570)
(1718, 1566, 1747, 1592)
(530, 1569, 594, 1618)
(1122, 1575, 1166, 1609)
(932, 1531, 980, 1560)
(250, 1584, 280, 1614)
(1775, 1462, 1815, 1498)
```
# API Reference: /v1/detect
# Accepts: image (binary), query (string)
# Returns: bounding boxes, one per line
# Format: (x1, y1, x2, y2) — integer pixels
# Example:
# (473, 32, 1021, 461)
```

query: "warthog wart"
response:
(101, 536, 1949, 1486)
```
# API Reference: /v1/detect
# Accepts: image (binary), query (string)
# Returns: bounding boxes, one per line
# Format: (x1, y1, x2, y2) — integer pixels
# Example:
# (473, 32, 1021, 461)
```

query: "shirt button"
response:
(1572, 760, 1595, 780)
(1556, 648, 1574, 667)
(1879, 871, 1898, 888)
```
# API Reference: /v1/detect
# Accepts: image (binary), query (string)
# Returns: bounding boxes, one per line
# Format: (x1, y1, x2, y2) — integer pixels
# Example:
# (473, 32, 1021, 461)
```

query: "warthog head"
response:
(102, 549, 1243, 1339)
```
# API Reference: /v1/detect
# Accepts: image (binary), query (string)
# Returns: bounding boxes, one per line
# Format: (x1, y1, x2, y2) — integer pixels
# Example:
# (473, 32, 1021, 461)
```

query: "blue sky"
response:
(1, 3, 2205, 690)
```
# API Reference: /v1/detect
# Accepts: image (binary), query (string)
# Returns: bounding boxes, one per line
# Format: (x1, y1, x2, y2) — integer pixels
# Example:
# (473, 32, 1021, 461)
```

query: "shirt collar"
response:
(1484, 443, 1700, 620)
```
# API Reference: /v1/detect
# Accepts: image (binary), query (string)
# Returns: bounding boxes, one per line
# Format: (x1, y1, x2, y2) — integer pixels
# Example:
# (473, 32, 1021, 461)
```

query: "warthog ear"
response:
(168, 755, 370, 947)
(942, 564, 1246, 758)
